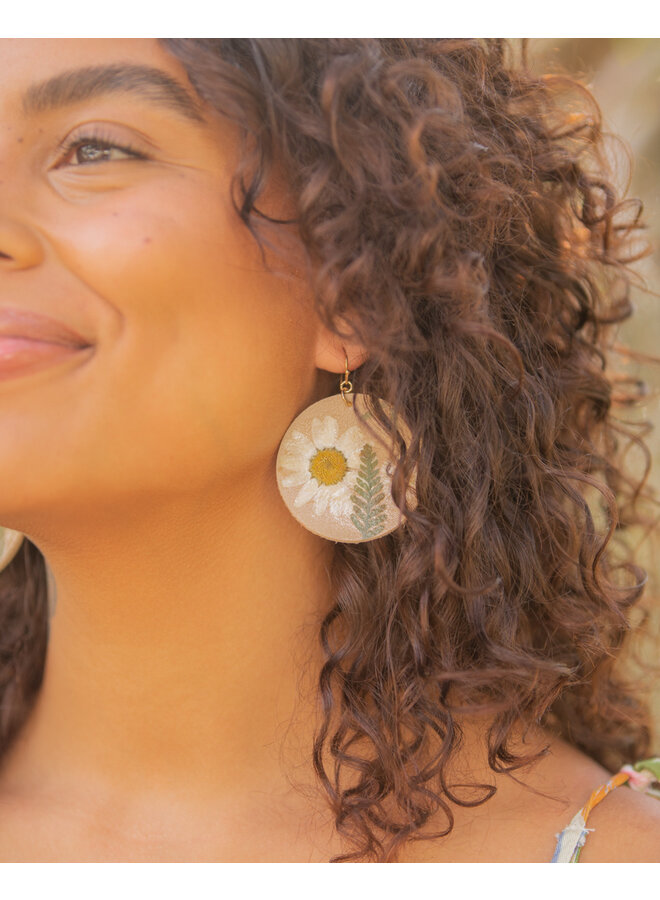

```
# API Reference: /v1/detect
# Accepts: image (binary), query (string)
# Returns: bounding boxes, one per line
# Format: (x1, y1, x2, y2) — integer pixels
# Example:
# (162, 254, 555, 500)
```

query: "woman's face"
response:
(0, 39, 330, 532)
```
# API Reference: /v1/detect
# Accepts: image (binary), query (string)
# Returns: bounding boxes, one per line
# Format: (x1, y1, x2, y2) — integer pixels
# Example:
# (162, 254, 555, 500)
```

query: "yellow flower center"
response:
(309, 447, 348, 486)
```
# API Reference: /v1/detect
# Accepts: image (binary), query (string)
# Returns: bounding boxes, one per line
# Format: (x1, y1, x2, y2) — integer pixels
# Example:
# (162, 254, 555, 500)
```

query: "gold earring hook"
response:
(339, 346, 353, 406)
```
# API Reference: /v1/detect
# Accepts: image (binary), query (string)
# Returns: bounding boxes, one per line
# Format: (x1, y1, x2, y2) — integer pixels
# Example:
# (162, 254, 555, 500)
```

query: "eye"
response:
(56, 130, 147, 168)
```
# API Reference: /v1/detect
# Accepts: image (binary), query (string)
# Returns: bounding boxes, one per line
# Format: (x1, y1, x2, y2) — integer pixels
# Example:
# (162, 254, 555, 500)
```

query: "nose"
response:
(0, 216, 44, 269)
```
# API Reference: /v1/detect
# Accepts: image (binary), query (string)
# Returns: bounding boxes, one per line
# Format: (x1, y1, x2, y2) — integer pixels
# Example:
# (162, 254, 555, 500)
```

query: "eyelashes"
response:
(55, 127, 148, 168)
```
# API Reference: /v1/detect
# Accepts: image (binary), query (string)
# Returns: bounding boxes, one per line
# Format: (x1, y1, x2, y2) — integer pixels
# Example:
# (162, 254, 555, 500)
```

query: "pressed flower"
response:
(279, 414, 388, 520)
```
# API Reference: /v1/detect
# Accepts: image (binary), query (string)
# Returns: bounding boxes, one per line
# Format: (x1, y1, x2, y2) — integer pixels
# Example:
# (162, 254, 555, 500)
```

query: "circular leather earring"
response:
(276, 352, 417, 543)
(0, 526, 24, 573)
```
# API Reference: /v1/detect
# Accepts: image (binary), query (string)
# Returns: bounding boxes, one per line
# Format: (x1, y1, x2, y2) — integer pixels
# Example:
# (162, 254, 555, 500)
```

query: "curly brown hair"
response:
(1, 38, 658, 863)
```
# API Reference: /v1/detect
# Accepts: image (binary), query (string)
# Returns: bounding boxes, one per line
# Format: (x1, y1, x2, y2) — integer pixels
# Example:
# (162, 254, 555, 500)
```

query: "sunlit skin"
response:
(0, 39, 657, 862)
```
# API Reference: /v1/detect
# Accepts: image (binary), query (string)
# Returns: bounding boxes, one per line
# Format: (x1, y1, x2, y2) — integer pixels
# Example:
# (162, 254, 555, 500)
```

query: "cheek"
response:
(49, 172, 238, 297)
(42, 178, 316, 490)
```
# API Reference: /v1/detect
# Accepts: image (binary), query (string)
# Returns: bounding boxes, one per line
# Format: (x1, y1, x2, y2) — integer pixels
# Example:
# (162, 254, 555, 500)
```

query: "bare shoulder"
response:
(399, 731, 660, 863)
(579, 782, 660, 863)
(539, 737, 660, 863)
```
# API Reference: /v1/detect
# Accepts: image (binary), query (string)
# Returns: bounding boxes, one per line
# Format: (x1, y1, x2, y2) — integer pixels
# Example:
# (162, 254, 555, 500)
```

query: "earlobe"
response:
(313, 320, 369, 374)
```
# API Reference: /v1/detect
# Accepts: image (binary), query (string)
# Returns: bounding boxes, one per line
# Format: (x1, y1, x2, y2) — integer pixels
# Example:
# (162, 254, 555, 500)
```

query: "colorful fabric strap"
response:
(550, 756, 660, 863)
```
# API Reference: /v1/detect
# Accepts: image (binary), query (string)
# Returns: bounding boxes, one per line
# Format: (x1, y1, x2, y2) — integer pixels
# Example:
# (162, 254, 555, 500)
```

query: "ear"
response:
(313, 316, 369, 374)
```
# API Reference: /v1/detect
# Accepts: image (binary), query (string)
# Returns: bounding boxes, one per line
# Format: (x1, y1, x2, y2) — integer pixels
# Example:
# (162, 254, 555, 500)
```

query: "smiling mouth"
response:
(0, 336, 93, 381)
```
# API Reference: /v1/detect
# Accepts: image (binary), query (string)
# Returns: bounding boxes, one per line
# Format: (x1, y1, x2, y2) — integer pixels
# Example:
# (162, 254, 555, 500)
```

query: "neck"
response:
(0, 468, 335, 823)
(0, 473, 558, 855)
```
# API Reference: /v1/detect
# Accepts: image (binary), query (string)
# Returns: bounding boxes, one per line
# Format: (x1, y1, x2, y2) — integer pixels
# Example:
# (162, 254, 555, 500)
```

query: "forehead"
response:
(0, 38, 198, 116)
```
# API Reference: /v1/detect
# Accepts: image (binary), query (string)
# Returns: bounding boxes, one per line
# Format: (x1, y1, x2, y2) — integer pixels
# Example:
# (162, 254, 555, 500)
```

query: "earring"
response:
(276, 351, 417, 543)
(0, 526, 24, 573)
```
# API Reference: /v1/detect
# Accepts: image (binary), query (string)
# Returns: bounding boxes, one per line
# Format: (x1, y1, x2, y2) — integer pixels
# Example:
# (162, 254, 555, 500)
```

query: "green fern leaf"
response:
(349, 444, 388, 539)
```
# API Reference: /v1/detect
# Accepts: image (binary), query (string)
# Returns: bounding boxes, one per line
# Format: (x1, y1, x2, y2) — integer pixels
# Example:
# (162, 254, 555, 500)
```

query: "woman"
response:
(0, 37, 657, 863)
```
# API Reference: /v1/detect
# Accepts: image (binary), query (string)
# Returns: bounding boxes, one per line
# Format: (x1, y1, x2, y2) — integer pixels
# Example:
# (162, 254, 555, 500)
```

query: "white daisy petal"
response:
(281, 469, 311, 487)
(311, 416, 338, 449)
(336, 425, 365, 459)
(313, 486, 331, 516)
(346, 448, 364, 469)
(283, 431, 316, 460)
(279, 455, 311, 477)
(293, 478, 320, 508)
(326, 482, 350, 516)
(329, 493, 353, 518)
(341, 469, 358, 491)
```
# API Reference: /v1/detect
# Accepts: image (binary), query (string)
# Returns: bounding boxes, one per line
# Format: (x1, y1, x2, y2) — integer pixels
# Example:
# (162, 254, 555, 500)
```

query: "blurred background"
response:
(529, 40, 660, 745)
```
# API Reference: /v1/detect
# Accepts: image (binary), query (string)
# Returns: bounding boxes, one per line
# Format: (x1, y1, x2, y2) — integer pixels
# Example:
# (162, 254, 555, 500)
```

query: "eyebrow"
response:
(21, 63, 207, 124)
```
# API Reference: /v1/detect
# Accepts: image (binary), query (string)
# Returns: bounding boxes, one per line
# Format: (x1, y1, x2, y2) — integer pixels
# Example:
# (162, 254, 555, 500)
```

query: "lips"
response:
(0, 307, 91, 347)
(0, 307, 93, 382)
